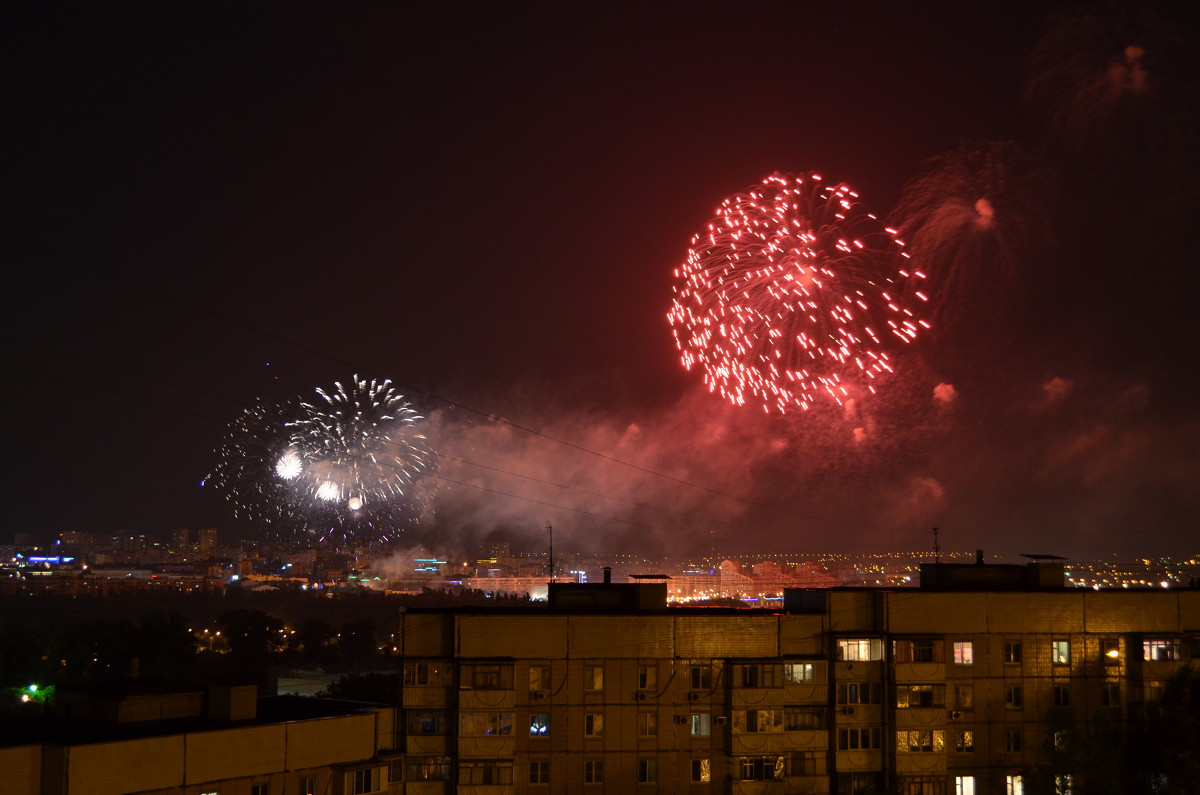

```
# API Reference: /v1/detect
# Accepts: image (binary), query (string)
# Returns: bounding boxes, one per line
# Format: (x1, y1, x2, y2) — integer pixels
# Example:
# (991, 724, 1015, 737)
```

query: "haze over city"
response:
(8, 2, 1199, 561)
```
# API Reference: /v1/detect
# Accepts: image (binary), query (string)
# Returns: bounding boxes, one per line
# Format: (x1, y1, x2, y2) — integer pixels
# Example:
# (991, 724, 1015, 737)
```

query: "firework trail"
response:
(209, 376, 433, 546)
(887, 141, 1057, 363)
(1023, 6, 1198, 189)
(667, 172, 928, 413)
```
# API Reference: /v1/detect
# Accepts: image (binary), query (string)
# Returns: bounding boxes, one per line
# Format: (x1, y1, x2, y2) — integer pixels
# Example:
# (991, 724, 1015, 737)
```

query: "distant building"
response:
(197, 528, 219, 550)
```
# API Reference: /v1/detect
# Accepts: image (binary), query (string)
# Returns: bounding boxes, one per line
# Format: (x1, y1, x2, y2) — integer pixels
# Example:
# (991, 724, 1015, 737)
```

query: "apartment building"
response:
(394, 573, 1198, 794)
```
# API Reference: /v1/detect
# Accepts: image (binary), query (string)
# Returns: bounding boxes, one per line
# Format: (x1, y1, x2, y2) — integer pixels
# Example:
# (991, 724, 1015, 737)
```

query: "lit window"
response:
(584, 712, 604, 737)
(784, 661, 818, 683)
(529, 713, 550, 736)
(1051, 640, 1071, 665)
(690, 712, 711, 736)
(637, 712, 657, 737)
(1143, 639, 1183, 661)
(637, 758, 657, 784)
(529, 664, 551, 691)
(896, 684, 945, 708)
(955, 776, 976, 795)
(953, 730, 974, 753)
(838, 638, 883, 661)
(1007, 774, 1025, 795)
(896, 729, 944, 753)
(732, 709, 783, 733)
(584, 760, 603, 784)
(529, 760, 550, 785)
(584, 664, 604, 692)
(1101, 639, 1120, 663)
(953, 641, 974, 665)
(955, 684, 974, 710)
(1055, 774, 1074, 794)
(691, 759, 711, 783)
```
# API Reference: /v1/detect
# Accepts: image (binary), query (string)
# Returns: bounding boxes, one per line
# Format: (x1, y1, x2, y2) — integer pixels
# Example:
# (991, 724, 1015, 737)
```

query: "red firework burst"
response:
(667, 172, 928, 413)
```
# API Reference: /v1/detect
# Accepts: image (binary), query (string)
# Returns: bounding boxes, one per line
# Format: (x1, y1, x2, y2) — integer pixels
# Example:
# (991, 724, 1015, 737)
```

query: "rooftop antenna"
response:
(932, 527, 941, 564)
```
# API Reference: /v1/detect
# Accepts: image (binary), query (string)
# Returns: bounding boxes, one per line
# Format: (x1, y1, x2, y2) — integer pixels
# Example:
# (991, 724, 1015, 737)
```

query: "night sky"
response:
(8, 2, 1199, 560)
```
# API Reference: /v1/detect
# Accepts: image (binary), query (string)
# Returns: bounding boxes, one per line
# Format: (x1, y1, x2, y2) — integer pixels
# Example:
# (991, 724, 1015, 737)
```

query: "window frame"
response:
(837, 727, 881, 750)
(583, 712, 604, 737)
(784, 661, 818, 683)
(637, 711, 657, 738)
(529, 713, 550, 736)
(528, 760, 550, 786)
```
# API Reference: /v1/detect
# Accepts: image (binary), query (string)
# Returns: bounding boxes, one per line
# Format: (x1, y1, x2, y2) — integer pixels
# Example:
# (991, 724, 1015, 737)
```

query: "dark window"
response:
(406, 710, 447, 735)
(894, 639, 942, 662)
(458, 760, 513, 786)
(837, 682, 882, 704)
(529, 760, 550, 785)
(406, 756, 451, 781)
(785, 706, 824, 730)
(737, 756, 785, 781)
(461, 663, 513, 690)
(838, 727, 882, 750)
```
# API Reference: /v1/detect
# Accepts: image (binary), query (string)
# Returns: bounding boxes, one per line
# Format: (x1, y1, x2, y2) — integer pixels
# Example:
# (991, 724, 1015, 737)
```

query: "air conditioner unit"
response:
(842, 706, 856, 716)
(674, 715, 689, 724)
(950, 710, 962, 720)
(533, 690, 547, 700)
(688, 692, 701, 702)
(636, 692, 648, 701)
(714, 716, 727, 725)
